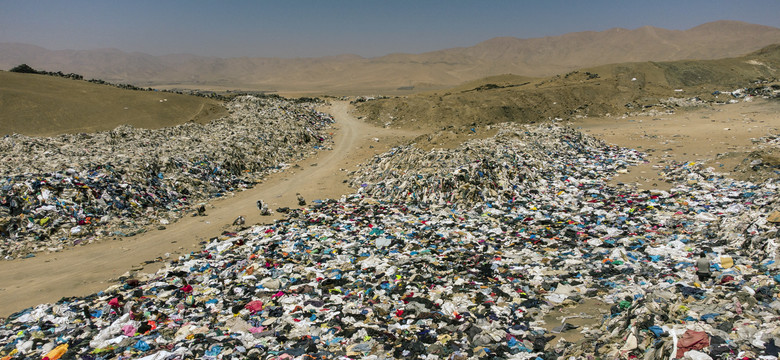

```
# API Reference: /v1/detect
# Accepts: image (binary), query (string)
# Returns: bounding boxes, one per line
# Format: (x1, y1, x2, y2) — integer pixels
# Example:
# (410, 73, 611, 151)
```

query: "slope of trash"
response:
(731, 134, 780, 183)
(0, 96, 334, 260)
(349, 124, 644, 209)
(2, 123, 778, 359)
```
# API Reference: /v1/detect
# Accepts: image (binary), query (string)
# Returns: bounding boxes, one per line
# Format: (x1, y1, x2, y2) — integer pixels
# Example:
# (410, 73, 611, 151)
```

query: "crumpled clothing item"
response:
(41, 343, 68, 360)
(244, 300, 263, 313)
(648, 325, 664, 337)
(676, 330, 710, 358)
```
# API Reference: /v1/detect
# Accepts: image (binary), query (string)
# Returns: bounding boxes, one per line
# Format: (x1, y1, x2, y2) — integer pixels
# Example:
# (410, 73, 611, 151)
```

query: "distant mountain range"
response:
(1, 20, 779, 93)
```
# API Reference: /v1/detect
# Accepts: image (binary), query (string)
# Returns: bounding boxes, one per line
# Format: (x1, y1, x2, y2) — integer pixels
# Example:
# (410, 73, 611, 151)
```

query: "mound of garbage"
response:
(349, 124, 645, 209)
(730, 134, 780, 183)
(0, 96, 334, 260)
(2, 123, 778, 359)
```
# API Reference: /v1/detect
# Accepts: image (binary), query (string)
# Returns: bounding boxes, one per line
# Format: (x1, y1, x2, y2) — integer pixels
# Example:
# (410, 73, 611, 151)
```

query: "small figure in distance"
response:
(297, 193, 306, 206)
(232, 215, 245, 226)
(696, 251, 711, 284)
(197, 205, 206, 216)
(258, 199, 271, 215)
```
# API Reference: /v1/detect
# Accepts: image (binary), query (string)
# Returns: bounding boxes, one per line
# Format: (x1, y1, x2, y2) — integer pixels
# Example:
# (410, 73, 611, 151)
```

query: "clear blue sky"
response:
(1, 0, 778, 58)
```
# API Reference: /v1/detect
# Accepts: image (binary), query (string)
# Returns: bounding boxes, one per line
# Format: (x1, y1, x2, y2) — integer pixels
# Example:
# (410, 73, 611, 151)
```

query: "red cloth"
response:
(676, 330, 710, 358)
(180, 284, 193, 293)
(245, 300, 264, 313)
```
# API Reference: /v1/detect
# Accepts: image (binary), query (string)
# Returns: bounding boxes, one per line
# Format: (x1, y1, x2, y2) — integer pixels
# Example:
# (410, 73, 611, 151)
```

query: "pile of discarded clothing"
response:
(350, 124, 645, 209)
(0, 96, 334, 259)
(1, 123, 778, 360)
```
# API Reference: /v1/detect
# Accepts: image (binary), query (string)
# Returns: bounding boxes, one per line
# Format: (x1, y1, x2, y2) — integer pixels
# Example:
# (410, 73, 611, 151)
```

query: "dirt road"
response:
(0, 101, 419, 317)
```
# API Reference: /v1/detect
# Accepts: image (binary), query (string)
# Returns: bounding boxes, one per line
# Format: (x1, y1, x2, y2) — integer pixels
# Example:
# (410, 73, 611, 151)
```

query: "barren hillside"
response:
(354, 44, 780, 133)
(0, 71, 227, 136)
(1, 21, 779, 93)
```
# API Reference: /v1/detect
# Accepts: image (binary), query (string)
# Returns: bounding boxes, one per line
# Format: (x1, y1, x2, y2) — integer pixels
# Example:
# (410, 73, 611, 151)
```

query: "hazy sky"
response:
(1, 0, 778, 58)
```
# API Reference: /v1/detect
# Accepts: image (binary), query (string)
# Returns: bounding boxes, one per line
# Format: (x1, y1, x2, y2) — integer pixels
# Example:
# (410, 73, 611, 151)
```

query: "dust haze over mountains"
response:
(2, 20, 780, 93)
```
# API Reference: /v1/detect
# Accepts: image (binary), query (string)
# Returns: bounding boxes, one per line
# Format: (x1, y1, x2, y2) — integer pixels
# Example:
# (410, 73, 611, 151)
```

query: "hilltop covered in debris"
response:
(0, 96, 334, 259)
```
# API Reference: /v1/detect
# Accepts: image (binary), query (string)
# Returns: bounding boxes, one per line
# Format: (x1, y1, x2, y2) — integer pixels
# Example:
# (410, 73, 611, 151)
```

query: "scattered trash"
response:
(0, 122, 778, 359)
(0, 96, 334, 259)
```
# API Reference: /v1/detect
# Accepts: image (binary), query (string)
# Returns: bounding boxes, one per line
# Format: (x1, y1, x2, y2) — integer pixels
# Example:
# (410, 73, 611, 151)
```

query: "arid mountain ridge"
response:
(2, 20, 779, 93)
(355, 44, 780, 132)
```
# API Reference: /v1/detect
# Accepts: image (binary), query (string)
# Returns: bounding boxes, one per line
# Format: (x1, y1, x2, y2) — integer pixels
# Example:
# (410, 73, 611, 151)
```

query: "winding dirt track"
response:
(0, 101, 418, 317)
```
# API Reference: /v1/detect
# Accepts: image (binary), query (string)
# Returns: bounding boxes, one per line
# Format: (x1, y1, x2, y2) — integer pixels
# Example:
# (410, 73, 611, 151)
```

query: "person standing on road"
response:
(258, 200, 271, 215)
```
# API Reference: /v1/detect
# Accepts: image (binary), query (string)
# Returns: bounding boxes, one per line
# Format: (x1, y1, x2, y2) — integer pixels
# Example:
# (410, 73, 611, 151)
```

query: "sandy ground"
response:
(0, 99, 776, 319)
(577, 99, 780, 190)
(0, 101, 421, 318)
